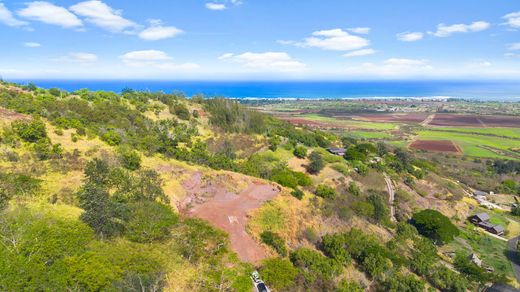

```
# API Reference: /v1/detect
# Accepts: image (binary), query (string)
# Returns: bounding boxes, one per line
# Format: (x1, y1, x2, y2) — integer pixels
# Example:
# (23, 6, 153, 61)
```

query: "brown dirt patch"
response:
(0, 107, 30, 122)
(430, 114, 520, 128)
(351, 113, 430, 123)
(178, 172, 280, 264)
(410, 140, 461, 153)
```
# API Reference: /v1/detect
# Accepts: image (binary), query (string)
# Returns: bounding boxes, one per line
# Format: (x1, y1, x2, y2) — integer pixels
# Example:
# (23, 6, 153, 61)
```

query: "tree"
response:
(315, 185, 336, 200)
(293, 145, 307, 158)
(307, 151, 324, 174)
(260, 258, 298, 291)
(411, 209, 459, 244)
(77, 183, 126, 238)
(268, 136, 281, 151)
(124, 201, 178, 243)
(260, 231, 287, 256)
(381, 272, 425, 292)
(173, 103, 190, 120)
(321, 234, 352, 265)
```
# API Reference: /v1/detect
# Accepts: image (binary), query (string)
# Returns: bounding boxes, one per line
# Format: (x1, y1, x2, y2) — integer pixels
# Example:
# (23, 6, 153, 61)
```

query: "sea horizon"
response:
(7, 79, 520, 101)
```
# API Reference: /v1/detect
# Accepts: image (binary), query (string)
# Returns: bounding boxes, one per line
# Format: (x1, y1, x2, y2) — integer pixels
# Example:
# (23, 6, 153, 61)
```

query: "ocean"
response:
(10, 80, 520, 101)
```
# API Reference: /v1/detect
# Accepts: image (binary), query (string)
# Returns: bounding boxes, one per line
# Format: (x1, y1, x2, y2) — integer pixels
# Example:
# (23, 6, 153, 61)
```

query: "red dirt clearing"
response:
(410, 140, 461, 153)
(0, 107, 30, 121)
(178, 172, 280, 264)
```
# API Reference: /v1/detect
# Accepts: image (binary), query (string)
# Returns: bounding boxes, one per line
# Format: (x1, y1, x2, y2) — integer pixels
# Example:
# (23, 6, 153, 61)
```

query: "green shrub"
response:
(101, 130, 122, 146)
(291, 188, 304, 200)
(12, 120, 47, 142)
(260, 231, 287, 256)
(119, 149, 141, 171)
(293, 145, 307, 158)
(307, 151, 324, 174)
(315, 185, 336, 200)
(173, 103, 190, 120)
(260, 258, 298, 291)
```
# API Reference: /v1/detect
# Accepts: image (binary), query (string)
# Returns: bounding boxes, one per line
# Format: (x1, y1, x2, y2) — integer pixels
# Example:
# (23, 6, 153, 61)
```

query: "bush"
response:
(315, 185, 336, 200)
(173, 103, 190, 120)
(411, 209, 459, 245)
(293, 145, 307, 158)
(348, 182, 360, 196)
(260, 231, 287, 256)
(290, 248, 342, 281)
(260, 258, 298, 291)
(101, 130, 122, 146)
(307, 151, 324, 174)
(12, 120, 48, 142)
(119, 149, 141, 171)
(291, 188, 304, 200)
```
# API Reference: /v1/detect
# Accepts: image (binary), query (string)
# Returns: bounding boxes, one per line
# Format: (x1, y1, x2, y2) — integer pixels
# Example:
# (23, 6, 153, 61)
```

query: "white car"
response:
(251, 271, 269, 292)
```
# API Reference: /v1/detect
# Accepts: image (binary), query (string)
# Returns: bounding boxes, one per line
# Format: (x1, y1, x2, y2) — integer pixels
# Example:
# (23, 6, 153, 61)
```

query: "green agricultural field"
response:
(429, 127, 520, 139)
(299, 114, 398, 130)
(415, 130, 520, 159)
(345, 130, 393, 139)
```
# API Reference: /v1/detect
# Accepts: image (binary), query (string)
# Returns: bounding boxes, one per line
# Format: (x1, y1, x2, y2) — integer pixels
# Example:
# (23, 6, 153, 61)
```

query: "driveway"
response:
(507, 235, 520, 284)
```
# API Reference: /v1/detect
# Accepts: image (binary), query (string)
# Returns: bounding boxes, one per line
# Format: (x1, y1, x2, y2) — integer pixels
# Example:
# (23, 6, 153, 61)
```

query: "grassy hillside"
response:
(1, 82, 520, 291)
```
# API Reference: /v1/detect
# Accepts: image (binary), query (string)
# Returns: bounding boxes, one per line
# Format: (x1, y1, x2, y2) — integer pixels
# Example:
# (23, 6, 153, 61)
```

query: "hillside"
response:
(1, 82, 520, 291)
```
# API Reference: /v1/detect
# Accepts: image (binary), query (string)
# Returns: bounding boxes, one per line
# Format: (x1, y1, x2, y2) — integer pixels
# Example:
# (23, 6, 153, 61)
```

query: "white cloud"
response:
(397, 32, 423, 42)
(221, 52, 306, 72)
(138, 24, 183, 40)
(0, 3, 28, 27)
(24, 42, 41, 47)
(343, 48, 375, 57)
(56, 52, 98, 63)
(206, 3, 226, 10)
(218, 53, 234, 60)
(120, 50, 198, 71)
(283, 28, 369, 51)
(431, 21, 490, 37)
(508, 43, 520, 51)
(70, 0, 137, 32)
(348, 27, 370, 34)
(503, 11, 520, 29)
(343, 58, 432, 77)
(18, 1, 82, 28)
(467, 60, 492, 68)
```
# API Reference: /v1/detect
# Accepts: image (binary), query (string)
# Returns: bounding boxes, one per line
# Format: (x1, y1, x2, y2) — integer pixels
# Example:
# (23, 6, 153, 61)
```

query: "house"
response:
(469, 212, 505, 236)
(470, 212, 490, 224)
(327, 147, 346, 156)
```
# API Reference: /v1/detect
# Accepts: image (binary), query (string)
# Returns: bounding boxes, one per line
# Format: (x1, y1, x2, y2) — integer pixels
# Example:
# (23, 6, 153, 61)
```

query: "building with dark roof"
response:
(327, 147, 346, 156)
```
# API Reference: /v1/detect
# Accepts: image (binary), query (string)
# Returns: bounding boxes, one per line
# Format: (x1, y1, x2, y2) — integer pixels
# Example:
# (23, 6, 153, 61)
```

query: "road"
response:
(383, 173, 396, 222)
(420, 114, 436, 127)
(507, 236, 520, 284)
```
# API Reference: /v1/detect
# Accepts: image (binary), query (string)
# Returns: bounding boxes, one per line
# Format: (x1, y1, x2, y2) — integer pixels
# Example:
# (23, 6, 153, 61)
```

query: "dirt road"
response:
(420, 114, 436, 127)
(383, 173, 396, 222)
(507, 236, 520, 284)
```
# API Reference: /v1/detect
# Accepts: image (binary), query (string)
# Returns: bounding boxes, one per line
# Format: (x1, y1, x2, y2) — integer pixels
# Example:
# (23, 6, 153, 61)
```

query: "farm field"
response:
(428, 127, 520, 139)
(409, 140, 461, 153)
(290, 113, 398, 130)
(415, 130, 520, 159)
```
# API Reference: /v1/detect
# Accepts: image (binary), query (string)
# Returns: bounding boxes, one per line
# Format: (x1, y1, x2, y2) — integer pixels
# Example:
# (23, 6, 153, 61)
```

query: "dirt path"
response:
(420, 114, 436, 127)
(383, 173, 396, 222)
(178, 172, 280, 264)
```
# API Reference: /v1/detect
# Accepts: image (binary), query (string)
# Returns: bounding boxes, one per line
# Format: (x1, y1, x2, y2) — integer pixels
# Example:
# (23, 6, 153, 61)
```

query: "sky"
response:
(0, 0, 519, 80)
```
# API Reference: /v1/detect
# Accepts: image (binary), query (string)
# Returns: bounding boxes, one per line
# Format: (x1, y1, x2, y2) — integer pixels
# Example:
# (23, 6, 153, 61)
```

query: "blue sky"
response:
(0, 0, 519, 80)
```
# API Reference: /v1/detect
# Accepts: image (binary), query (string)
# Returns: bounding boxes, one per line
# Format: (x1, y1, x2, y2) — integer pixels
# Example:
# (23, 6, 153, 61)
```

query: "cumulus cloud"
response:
(282, 28, 369, 51)
(220, 52, 306, 72)
(138, 21, 183, 40)
(431, 21, 490, 37)
(70, 0, 137, 32)
(24, 42, 41, 47)
(206, 3, 226, 10)
(0, 3, 28, 27)
(347, 27, 370, 34)
(503, 11, 520, 29)
(120, 50, 199, 71)
(18, 1, 82, 28)
(397, 32, 423, 42)
(343, 48, 375, 57)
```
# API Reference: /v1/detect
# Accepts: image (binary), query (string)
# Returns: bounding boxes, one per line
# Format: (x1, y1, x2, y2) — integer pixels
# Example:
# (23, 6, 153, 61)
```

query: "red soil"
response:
(0, 108, 30, 121)
(352, 113, 430, 123)
(178, 172, 280, 264)
(430, 114, 520, 128)
(410, 140, 461, 153)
